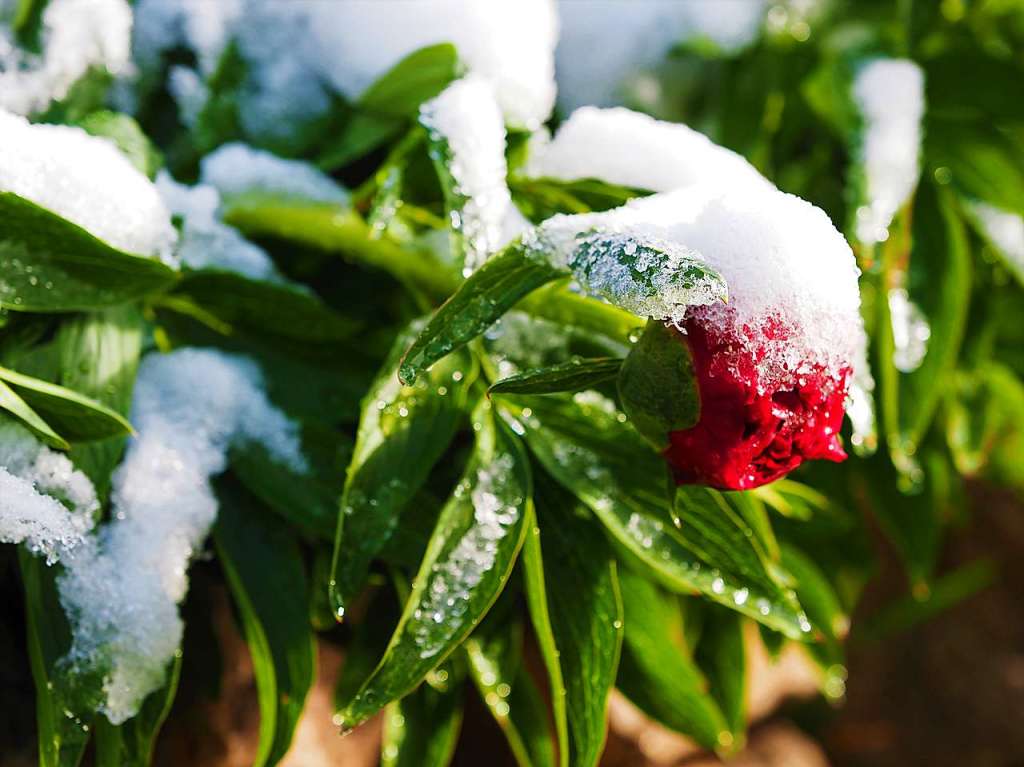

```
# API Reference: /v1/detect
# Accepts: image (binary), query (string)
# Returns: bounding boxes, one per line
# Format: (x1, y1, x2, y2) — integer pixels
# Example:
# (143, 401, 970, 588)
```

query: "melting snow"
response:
(58, 348, 306, 723)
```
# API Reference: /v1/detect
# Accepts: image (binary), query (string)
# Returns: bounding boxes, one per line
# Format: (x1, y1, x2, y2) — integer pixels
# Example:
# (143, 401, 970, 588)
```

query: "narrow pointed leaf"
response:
(465, 615, 556, 767)
(523, 474, 623, 767)
(694, 607, 746, 743)
(506, 394, 807, 638)
(489, 357, 622, 397)
(0, 365, 133, 442)
(330, 321, 477, 614)
(0, 378, 69, 449)
(213, 483, 316, 767)
(616, 569, 730, 751)
(398, 240, 568, 384)
(382, 669, 464, 767)
(17, 548, 92, 767)
(336, 402, 532, 728)
(0, 192, 178, 312)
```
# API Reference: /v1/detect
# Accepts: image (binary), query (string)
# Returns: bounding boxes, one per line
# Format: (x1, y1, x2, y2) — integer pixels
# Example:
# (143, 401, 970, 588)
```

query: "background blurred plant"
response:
(1, 1, 1022, 766)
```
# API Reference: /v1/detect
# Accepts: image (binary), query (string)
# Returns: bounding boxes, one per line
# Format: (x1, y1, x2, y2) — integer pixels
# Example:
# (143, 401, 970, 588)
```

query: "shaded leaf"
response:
(0, 192, 178, 312)
(17, 548, 92, 767)
(93, 656, 181, 767)
(382, 667, 464, 767)
(523, 473, 622, 767)
(0, 365, 133, 443)
(170, 271, 360, 343)
(214, 483, 316, 767)
(465, 612, 555, 767)
(0, 378, 68, 449)
(693, 607, 746, 742)
(616, 568, 729, 751)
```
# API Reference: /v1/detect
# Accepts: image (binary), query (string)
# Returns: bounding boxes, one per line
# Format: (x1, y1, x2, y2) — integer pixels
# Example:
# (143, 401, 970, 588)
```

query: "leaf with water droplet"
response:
(504, 393, 806, 637)
(616, 568, 730, 751)
(464, 602, 556, 767)
(488, 357, 623, 398)
(381, 660, 465, 767)
(335, 401, 532, 728)
(522, 473, 622, 767)
(330, 319, 477, 615)
(0, 192, 178, 313)
(398, 239, 568, 384)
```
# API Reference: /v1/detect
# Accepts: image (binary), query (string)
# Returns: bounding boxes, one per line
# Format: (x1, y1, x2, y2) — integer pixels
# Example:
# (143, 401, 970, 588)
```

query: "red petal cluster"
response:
(664, 309, 850, 490)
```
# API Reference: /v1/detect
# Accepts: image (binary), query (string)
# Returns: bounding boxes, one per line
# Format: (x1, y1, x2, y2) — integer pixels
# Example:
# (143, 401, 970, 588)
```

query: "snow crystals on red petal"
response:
(665, 309, 850, 491)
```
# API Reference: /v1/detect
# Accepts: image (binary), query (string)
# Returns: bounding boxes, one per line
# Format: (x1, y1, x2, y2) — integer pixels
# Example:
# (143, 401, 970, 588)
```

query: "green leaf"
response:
(464, 612, 556, 767)
(673, 488, 788, 601)
(0, 192, 178, 312)
(693, 607, 746, 744)
(381, 669, 464, 767)
(780, 544, 849, 643)
(523, 474, 623, 767)
(510, 177, 646, 222)
(213, 483, 316, 767)
(77, 111, 162, 178)
(924, 53, 1024, 123)
(18, 548, 92, 767)
(926, 120, 1024, 216)
(616, 568, 730, 751)
(488, 357, 622, 397)
(946, 363, 1024, 486)
(899, 182, 972, 452)
(505, 393, 808, 638)
(231, 422, 349, 542)
(336, 401, 533, 729)
(221, 195, 457, 300)
(57, 307, 143, 494)
(398, 240, 568, 384)
(567, 232, 727, 319)
(0, 377, 69, 449)
(317, 112, 406, 171)
(170, 272, 360, 343)
(0, 365, 133, 442)
(93, 655, 181, 767)
(617, 320, 699, 450)
(330, 322, 477, 615)
(360, 44, 461, 118)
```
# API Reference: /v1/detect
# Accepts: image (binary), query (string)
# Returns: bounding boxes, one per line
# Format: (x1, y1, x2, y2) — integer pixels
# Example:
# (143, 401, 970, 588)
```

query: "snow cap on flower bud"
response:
(541, 182, 864, 489)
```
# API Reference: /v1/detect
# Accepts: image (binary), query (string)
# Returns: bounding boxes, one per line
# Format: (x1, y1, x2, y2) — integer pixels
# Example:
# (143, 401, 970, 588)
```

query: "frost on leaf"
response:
(57, 348, 306, 724)
(0, 421, 98, 564)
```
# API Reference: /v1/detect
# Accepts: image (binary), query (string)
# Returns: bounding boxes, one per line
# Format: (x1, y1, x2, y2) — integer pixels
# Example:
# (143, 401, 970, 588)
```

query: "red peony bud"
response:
(664, 308, 850, 491)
